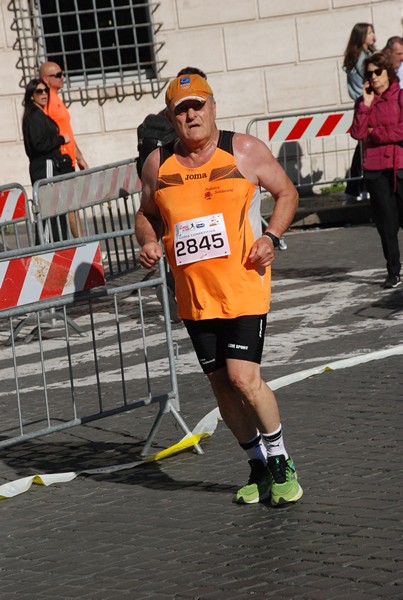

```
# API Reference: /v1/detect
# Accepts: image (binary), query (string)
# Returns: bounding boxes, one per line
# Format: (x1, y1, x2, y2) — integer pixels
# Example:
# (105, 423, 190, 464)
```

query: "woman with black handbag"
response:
(22, 78, 72, 241)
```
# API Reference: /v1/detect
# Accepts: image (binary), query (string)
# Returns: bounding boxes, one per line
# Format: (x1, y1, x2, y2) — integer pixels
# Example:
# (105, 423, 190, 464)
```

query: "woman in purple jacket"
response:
(351, 51, 403, 288)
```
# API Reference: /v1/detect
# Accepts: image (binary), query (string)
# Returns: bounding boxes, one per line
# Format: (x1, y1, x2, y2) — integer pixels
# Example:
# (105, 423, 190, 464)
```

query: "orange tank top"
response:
(45, 90, 76, 166)
(155, 131, 271, 320)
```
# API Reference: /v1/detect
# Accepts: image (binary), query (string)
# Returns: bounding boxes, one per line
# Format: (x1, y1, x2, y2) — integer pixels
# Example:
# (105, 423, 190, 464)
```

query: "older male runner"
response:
(135, 73, 303, 506)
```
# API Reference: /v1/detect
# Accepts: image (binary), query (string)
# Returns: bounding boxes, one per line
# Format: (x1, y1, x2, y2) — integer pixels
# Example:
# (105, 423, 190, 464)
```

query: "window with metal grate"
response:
(9, 0, 167, 105)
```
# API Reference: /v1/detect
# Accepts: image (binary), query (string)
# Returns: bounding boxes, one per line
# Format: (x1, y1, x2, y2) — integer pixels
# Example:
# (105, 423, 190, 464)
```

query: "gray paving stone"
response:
(0, 225, 402, 599)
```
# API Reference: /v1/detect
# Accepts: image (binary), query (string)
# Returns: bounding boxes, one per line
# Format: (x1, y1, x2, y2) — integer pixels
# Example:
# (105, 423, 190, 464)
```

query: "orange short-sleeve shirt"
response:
(45, 90, 76, 166)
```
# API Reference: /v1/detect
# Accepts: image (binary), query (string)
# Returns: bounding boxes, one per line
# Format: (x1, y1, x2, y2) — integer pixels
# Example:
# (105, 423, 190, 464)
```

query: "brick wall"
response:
(0, 0, 401, 191)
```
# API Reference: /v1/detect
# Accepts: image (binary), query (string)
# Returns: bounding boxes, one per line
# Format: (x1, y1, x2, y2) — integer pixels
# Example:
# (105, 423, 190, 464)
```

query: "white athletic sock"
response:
(239, 433, 268, 464)
(262, 424, 289, 460)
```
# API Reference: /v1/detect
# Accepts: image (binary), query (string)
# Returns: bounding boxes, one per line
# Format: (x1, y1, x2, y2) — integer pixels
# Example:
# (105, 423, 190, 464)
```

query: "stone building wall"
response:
(0, 0, 401, 191)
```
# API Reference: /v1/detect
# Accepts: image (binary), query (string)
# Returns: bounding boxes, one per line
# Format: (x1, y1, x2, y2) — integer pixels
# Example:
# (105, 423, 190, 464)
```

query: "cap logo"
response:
(165, 73, 213, 108)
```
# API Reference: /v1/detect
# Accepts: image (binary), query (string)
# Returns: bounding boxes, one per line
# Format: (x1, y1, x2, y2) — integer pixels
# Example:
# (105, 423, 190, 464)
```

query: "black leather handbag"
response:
(53, 152, 73, 174)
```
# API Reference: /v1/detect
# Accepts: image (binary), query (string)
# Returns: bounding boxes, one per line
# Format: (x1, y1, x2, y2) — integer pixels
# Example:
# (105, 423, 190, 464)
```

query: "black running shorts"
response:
(183, 314, 267, 374)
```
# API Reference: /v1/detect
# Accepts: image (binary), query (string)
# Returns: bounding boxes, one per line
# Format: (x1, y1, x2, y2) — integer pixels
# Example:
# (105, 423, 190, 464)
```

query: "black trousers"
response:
(365, 169, 403, 277)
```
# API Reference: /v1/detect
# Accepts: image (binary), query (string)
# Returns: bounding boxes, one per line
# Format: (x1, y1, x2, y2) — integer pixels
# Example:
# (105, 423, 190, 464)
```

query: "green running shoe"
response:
(267, 455, 303, 507)
(234, 459, 271, 504)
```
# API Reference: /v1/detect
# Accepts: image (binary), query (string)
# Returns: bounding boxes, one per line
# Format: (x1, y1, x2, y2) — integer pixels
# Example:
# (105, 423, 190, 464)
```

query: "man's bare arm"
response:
(234, 133, 298, 234)
(135, 150, 164, 268)
(75, 143, 89, 170)
(234, 133, 298, 267)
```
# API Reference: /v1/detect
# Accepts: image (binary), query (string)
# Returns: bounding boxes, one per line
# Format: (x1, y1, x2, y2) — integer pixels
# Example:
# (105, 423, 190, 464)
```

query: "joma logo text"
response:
(185, 173, 207, 180)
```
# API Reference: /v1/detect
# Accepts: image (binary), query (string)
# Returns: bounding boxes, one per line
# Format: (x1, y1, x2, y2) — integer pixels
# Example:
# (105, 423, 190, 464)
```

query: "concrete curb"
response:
(262, 192, 371, 228)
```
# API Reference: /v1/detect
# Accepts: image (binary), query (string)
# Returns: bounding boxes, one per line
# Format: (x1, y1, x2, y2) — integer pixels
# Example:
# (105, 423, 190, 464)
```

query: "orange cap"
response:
(165, 74, 213, 109)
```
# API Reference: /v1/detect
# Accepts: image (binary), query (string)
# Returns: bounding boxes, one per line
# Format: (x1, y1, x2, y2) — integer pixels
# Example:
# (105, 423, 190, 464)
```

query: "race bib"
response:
(174, 213, 231, 265)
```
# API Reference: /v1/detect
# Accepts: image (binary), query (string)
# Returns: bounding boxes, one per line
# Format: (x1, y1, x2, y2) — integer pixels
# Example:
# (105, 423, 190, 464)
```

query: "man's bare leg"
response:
(207, 359, 280, 442)
(208, 360, 303, 506)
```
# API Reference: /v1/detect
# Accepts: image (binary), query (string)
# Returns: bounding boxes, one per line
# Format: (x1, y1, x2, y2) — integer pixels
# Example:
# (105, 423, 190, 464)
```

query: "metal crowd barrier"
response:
(0, 182, 33, 251)
(32, 157, 141, 280)
(0, 240, 201, 455)
(246, 107, 362, 194)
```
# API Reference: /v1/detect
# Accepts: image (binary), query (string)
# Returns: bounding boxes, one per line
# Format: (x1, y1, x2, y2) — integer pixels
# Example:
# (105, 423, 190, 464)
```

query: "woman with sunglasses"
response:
(22, 78, 71, 241)
(343, 23, 376, 201)
(350, 51, 403, 288)
(22, 78, 70, 185)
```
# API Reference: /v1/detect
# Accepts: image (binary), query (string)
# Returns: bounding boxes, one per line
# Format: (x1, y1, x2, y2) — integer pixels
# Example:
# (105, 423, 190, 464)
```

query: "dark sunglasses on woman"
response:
(366, 67, 383, 80)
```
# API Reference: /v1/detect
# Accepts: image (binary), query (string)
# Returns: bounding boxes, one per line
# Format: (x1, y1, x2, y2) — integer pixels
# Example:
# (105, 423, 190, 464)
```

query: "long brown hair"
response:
(343, 23, 376, 71)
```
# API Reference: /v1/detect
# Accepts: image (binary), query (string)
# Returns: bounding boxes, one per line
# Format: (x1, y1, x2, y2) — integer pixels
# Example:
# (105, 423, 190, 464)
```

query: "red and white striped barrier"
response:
(36, 161, 141, 219)
(0, 188, 27, 223)
(0, 242, 104, 311)
(268, 110, 353, 143)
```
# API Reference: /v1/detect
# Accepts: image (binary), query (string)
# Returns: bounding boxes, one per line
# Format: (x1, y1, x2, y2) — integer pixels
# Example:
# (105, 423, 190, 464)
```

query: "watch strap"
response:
(263, 231, 280, 248)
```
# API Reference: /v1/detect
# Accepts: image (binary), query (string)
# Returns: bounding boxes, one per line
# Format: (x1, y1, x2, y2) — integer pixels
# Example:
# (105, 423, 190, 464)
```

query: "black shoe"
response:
(383, 275, 401, 289)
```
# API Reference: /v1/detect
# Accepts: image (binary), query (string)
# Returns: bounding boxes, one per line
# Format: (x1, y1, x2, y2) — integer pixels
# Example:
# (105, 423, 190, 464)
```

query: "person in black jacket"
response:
(22, 78, 72, 241)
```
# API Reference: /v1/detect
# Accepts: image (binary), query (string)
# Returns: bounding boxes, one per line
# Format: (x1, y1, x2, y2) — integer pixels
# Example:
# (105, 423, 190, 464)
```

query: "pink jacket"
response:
(350, 80, 403, 173)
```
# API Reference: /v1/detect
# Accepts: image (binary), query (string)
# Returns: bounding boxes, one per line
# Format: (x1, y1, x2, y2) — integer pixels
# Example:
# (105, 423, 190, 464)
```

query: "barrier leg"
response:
(4, 314, 36, 346)
(23, 311, 85, 344)
(141, 401, 204, 457)
(169, 403, 204, 455)
(4, 310, 85, 346)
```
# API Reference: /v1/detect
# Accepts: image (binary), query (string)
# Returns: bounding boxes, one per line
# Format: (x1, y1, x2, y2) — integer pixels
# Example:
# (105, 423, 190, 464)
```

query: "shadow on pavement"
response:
(0, 436, 235, 496)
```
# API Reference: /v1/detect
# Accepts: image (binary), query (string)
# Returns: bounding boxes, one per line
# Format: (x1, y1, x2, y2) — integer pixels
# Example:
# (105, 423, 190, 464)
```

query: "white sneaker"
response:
(344, 192, 369, 202)
(344, 193, 360, 202)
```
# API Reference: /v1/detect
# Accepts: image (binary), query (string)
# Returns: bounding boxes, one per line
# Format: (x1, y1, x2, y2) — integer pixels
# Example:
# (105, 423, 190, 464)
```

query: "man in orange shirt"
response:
(39, 62, 88, 238)
(135, 73, 303, 507)
(39, 62, 88, 171)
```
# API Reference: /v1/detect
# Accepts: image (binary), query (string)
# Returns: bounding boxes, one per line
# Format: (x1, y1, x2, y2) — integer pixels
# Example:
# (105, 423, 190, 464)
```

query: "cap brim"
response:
(174, 94, 208, 107)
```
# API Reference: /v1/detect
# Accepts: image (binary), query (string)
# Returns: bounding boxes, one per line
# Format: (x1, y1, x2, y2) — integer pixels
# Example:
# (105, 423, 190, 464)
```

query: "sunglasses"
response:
(34, 88, 49, 94)
(366, 67, 383, 79)
(49, 71, 65, 79)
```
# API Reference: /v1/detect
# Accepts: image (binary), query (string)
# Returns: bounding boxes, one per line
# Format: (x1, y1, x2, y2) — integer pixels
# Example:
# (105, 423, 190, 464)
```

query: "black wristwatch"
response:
(263, 231, 280, 248)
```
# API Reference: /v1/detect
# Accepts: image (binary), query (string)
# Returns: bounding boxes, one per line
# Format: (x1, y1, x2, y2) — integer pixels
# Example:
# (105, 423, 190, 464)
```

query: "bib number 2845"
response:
(176, 232, 224, 255)
(174, 214, 231, 265)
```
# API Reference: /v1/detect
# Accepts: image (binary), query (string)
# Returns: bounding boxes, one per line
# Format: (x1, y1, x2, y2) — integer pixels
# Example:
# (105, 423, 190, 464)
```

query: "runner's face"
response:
(168, 97, 216, 146)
